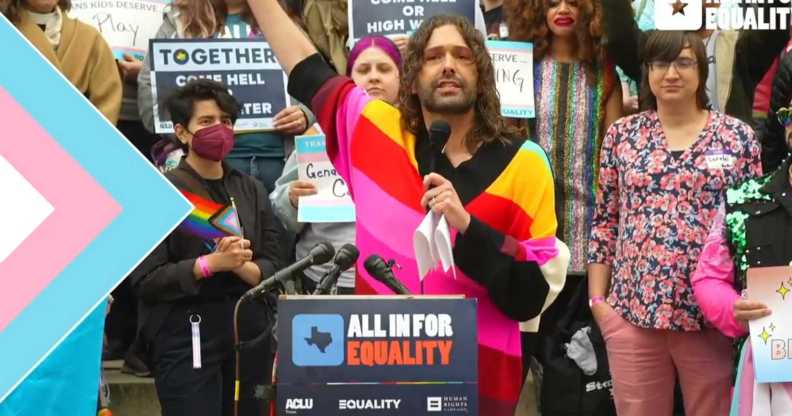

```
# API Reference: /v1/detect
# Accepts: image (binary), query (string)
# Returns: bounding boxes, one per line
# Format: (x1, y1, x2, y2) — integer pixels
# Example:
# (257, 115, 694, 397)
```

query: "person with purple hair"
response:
(346, 35, 402, 105)
(268, 35, 403, 295)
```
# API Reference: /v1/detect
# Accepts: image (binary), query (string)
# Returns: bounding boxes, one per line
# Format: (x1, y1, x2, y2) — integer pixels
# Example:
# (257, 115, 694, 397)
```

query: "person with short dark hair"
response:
(137, 0, 314, 192)
(246, 1, 571, 412)
(602, 0, 789, 125)
(588, 31, 762, 416)
(3, 0, 122, 123)
(131, 79, 281, 416)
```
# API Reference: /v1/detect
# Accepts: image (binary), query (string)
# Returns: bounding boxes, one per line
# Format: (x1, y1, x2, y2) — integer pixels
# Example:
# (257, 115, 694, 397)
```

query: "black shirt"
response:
(130, 160, 281, 341)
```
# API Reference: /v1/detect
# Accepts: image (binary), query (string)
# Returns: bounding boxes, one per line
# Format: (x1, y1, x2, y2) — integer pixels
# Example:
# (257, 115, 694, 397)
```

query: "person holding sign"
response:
(3, 0, 122, 123)
(692, 104, 792, 414)
(137, 0, 313, 191)
(246, 0, 570, 411)
(269, 37, 402, 295)
(132, 80, 281, 416)
(587, 31, 762, 416)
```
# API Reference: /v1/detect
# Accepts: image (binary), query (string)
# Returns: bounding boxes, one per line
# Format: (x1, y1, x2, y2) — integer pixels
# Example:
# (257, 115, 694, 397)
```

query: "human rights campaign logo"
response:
(292, 314, 344, 366)
(655, 0, 703, 30)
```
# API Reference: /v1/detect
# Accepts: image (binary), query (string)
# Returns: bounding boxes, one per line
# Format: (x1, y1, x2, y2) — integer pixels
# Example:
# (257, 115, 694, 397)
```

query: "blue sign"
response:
(277, 296, 478, 415)
(292, 314, 345, 366)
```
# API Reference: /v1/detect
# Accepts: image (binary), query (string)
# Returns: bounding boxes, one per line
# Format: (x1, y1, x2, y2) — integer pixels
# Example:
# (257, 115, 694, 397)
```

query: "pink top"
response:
(691, 204, 748, 338)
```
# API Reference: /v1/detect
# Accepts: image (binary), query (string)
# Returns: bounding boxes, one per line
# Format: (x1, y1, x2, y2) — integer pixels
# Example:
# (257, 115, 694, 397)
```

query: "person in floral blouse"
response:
(587, 31, 762, 416)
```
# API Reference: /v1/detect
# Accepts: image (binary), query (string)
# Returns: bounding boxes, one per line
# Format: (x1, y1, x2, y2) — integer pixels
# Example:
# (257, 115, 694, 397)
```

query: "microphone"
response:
(243, 242, 335, 299)
(364, 255, 411, 295)
(313, 244, 360, 295)
(426, 120, 451, 175)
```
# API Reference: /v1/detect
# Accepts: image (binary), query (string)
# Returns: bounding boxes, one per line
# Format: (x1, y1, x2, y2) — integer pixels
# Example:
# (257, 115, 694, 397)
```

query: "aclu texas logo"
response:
(291, 313, 455, 367)
(655, 0, 792, 31)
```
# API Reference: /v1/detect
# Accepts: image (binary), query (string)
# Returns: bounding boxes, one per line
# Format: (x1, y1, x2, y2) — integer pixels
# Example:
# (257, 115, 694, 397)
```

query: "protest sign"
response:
(747, 266, 792, 383)
(69, 0, 169, 60)
(487, 40, 534, 118)
(295, 134, 355, 223)
(149, 38, 288, 133)
(348, 0, 476, 40)
(277, 296, 478, 414)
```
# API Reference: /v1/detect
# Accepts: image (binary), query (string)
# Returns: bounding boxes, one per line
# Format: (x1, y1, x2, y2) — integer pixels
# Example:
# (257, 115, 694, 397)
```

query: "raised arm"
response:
(246, 0, 319, 75)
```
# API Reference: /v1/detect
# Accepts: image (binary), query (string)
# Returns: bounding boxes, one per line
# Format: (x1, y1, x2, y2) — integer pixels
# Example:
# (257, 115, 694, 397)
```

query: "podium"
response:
(276, 295, 478, 415)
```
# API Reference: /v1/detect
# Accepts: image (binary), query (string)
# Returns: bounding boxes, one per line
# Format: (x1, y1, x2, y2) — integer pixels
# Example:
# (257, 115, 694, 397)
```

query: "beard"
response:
(417, 74, 476, 115)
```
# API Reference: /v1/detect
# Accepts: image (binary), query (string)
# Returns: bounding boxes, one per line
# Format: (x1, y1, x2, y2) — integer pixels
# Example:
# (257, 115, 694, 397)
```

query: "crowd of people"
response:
(4, 0, 792, 414)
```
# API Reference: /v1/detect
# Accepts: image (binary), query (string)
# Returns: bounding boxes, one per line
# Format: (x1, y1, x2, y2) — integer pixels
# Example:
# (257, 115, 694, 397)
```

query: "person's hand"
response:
(420, 173, 471, 232)
(214, 236, 249, 252)
(288, 180, 317, 208)
(734, 298, 772, 330)
(391, 34, 409, 56)
(273, 106, 308, 135)
(205, 237, 252, 272)
(117, 53, 143, 83)
(591, 302, 614, 324)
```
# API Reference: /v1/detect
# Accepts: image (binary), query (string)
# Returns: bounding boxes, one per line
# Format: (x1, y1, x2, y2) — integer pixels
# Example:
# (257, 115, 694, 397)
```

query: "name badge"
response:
(705, 151, 735, 170)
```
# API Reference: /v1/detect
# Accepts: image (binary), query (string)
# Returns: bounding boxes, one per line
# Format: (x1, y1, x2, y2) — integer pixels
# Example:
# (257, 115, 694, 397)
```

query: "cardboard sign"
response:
(295, 134, 355, 223)
(487, 40, 534, 118)
(149, 38, 288, 133)
(69, 0, 169, 60)
(747, 266, 792, 383)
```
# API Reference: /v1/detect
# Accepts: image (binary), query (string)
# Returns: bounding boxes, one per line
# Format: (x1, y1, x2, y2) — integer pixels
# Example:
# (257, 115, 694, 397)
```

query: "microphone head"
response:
(333, 244, 360, 270)
(310, 242, 335, 265)
(363, 254, 389, 278)
(429, 120, 451, 149)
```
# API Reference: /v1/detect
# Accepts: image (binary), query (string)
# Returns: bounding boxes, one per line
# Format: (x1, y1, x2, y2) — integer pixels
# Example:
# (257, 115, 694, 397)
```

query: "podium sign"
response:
(277, 295, 478, 414)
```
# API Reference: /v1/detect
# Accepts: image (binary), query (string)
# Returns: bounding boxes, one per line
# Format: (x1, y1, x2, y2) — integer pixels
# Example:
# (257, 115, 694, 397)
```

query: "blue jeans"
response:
(225, 156, 285, 194)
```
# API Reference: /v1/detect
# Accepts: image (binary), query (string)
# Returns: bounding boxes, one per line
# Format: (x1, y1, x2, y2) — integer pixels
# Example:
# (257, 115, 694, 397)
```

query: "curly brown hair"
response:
(3, 0, 70, 23)
(399, 15, 520, 151)
(174, 0, 258, 38)
(504, 0, 603, 68)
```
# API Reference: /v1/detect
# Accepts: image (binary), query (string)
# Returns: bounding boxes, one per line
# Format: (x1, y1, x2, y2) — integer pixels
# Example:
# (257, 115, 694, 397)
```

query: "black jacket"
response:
(602, 1, 789, 125)
(758, 52, 792, 172)
(726, 157, 792, 286)
(130, 160, 281, 343)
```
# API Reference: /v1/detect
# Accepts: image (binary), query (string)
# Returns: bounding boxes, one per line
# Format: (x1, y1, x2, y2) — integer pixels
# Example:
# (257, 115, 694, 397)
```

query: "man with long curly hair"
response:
(245, 2, 570, 413)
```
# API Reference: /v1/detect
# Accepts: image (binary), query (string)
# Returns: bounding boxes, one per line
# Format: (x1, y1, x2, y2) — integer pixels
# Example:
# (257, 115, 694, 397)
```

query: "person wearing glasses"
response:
(691, 102, 792, 415)
(587, 31, 762, 416)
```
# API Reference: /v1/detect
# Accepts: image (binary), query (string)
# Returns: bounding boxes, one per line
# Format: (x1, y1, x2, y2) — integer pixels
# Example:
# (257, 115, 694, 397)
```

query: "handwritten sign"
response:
(295, 134, 355, 223)
(747, 266, 792, 383)
(69, 0, 169, 61)
(149, 38, 289, 133)
(487, 40, 534, 118)
(348, 0, 476, 40)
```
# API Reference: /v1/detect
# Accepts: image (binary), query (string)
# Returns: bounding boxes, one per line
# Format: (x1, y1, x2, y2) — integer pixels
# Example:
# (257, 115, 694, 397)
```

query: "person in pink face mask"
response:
(131, 79, 282, 416)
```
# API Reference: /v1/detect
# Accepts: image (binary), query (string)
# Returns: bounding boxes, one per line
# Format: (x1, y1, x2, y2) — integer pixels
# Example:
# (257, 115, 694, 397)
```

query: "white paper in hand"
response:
(413, 211, 456, 280)
(435, 215, 456, 278)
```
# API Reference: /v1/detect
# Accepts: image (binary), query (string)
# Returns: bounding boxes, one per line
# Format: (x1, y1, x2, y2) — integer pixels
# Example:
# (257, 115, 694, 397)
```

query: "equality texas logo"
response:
(292, 314, 345, 366)
(655, 0, 703, 30)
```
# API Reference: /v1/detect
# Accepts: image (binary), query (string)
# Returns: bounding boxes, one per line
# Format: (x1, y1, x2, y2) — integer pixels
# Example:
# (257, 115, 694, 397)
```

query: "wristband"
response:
(588, 295, 606, 308)
(197, 255, 213, 279)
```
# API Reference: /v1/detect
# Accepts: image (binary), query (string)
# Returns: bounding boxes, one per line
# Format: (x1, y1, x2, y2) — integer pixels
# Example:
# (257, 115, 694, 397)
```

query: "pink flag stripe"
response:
(0, 88, 121, 332)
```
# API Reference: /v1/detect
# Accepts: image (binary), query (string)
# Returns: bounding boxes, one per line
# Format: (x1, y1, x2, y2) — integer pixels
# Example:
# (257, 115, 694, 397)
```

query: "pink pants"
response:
(599, 310, 733, 416)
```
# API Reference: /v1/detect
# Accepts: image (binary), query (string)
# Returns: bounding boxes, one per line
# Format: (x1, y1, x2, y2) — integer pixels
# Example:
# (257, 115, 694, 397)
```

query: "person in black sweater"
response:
(131, 79, 281, 416)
